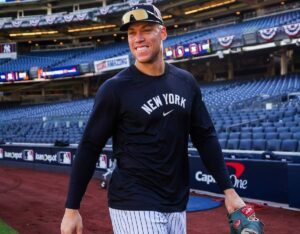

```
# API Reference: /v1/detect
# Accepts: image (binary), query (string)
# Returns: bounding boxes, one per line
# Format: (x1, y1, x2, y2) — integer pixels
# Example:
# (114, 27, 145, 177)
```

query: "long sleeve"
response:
(65, 80, 119, 209)
(190, 82, 233, 191)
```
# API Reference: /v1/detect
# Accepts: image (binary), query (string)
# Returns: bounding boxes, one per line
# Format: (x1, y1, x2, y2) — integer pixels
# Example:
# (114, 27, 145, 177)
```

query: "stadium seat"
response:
(265, 132, 279, 140)
(241, 127, 252, 132)
(229, 132, 240, 139)
(239, 139, 252, 150)
(290, 127, 300, 133)
(240, 132, 252, 139)
(252, 132, 265, 139)
(273, 122, 285, 127)
(277, 127, 290, 133)
(281, 139, 298, 152)
(252, 139, 266, 151)
(279, 132, 293, 140)
(218, 132, 228, 140)
(261, 122, 273, 127)
(266, 139, 282, 151)
(264, 127, 276, 132)
(292, 132, 300, 140)
(218, 139, 227, 149)
(252, 127, 264, 133)
(227, 139, 239, 149)
(284, 121, 298, 128)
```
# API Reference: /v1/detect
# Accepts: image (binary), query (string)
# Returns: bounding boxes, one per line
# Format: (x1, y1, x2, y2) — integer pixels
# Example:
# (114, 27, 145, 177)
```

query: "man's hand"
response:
(61, 208, 83, 234)
(224, 188, 246, 214)
(228, 205, 264, 234)
(224, 189, 264, 233)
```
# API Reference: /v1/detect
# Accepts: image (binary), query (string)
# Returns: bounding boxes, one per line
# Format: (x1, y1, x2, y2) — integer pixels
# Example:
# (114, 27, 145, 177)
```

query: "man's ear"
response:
(160, 26, 168, 41)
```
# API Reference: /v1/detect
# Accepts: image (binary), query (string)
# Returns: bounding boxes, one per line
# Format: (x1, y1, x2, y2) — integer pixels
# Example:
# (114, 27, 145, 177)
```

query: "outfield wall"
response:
(0, 144, 299, 209)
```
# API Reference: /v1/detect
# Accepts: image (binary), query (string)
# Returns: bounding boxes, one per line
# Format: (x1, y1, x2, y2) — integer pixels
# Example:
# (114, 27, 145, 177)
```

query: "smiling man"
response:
(61, 3, 247, 234)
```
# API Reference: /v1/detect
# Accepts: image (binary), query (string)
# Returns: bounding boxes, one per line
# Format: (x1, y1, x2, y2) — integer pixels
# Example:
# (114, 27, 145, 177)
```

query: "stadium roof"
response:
(0, 0, 296, 44)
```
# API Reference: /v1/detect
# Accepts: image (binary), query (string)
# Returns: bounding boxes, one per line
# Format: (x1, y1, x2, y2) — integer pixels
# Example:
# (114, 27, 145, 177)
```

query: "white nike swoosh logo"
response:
(163, 109, 174, 117)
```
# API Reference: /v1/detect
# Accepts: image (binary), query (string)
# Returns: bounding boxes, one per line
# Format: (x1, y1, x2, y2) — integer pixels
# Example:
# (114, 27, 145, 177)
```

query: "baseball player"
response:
(61, 3, 248, 234)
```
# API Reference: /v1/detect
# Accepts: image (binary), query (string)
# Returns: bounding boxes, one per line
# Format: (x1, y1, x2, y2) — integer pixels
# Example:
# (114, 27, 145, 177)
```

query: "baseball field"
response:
(0, 219, 18, 234)
(0, 165, 300, 234)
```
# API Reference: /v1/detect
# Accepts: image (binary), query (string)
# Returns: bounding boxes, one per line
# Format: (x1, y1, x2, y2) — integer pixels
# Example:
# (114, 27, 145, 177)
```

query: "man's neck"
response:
(135, 59, 165, 76)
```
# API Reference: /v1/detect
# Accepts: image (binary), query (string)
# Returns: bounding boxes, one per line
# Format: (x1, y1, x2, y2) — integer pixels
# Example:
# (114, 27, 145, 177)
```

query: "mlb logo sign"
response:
(0, 148, 3, 159)
(57, 151, 72, 165)
(22, 149, 34, 161)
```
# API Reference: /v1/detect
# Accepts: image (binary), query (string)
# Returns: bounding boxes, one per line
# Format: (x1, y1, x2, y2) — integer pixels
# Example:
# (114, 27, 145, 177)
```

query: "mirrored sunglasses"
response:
(122, 9, 155, 25)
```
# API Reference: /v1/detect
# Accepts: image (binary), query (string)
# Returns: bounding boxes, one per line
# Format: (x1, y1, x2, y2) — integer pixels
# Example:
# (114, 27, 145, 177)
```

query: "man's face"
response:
(127, 22, 167, 64)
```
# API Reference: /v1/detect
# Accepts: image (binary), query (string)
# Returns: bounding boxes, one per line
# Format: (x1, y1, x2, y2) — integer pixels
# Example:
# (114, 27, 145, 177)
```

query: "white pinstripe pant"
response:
(109, 208, 186, 234)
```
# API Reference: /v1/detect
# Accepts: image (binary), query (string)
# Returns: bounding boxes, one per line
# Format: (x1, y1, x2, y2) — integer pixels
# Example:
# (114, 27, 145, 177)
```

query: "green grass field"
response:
(0, 219, 18, 234)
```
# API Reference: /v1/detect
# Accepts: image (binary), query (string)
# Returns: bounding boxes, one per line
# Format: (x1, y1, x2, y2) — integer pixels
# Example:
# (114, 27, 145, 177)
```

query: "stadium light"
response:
(162, 15, 172, 20)
(10, 31, 58, 37)
(185, 0, 236, 15)
(242, 42, 276, 51)
(280, 38, 292, 45)
(68, 24, 116, 33)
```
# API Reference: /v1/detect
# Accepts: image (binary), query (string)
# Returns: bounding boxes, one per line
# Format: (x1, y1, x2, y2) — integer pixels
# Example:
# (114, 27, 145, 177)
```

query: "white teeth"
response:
(136, 46, 148, 51)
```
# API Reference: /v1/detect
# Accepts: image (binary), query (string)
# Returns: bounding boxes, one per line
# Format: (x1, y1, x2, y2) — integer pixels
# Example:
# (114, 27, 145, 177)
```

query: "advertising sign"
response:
(189, 156, 288, 203)
(41, 65, 80, 79)
(56, 151, 72, 165)
(94, 55, 130, 74)
(164, 39, 212, 60)
(0, 71, 29, 82)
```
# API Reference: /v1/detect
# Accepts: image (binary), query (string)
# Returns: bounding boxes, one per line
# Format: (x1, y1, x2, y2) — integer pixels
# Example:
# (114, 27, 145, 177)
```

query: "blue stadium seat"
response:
(252, 139, 266, 151)
(239, 139, 252, 150)
(218, 139, 227, 149)
(252, 127, 264, 133)
(241, 127, 252, 132)
(290, 127, 300, 133)
(264, 127, 276, 132)
(252, 132, 265, 139)
(274, 122, 285, 128)
(284, 121, 298, 128)
(293, 132, 300, 140)
(277, 127, 290, 133)
(261, 122, 273, 127)
(240, 132, 252, 139)
(218, 132, 228, 140)
(229, 132, 240, 139)
(265, 132, 279, 140)
(227, 139, 239, 149)
(281, 139, 298, 152)
(279, 132, 293, 140)
(266, 139, 282, 151)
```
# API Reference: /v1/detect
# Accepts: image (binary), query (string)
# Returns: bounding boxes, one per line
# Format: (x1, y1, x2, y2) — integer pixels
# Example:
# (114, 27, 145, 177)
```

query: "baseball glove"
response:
(228, 205, 264, 234)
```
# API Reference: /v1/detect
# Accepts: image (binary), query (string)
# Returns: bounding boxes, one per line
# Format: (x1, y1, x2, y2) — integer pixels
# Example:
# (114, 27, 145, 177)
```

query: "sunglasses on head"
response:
(122, 8, 160, 25)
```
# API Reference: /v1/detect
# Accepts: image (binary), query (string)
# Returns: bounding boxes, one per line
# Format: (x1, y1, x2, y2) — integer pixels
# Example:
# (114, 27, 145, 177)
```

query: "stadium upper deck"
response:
(0, 0, 299, 102)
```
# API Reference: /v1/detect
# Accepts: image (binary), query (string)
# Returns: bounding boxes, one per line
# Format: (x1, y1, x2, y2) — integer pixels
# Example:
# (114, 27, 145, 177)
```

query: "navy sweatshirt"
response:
(65, 63, 232, 211)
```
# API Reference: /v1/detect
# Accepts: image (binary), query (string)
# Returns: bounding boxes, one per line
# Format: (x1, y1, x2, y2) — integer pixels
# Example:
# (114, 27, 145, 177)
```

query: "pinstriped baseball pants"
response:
(109, 208, 186, 234)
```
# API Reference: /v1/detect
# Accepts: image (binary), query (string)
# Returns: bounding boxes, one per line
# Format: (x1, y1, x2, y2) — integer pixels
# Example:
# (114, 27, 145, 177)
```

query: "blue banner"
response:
(0, 144, 112, 171)
(41, 65, 80, 79)
(189, 156, 288, 203)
